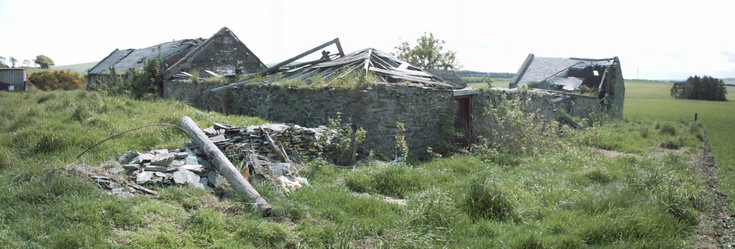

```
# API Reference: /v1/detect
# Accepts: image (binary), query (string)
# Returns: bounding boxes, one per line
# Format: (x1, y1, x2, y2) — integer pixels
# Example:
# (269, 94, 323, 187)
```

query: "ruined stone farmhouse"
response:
(159, 38, 626, 157)
(89, 28, 625, 157)
(88, 27, 266, 84)
(510, 53, 625, 118)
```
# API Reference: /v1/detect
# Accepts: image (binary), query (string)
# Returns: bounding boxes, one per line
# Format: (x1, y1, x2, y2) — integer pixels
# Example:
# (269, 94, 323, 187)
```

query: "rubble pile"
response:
(118, 147, 225, 191)
(203, 123, 335, 162)
(87, 123, 335, 197)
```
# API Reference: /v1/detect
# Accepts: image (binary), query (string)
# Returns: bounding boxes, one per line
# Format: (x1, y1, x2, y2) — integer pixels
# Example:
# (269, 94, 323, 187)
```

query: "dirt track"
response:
(694, 130, 735, 249)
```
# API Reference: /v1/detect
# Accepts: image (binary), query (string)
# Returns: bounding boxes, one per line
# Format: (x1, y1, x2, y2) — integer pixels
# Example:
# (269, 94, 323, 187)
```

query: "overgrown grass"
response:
(0, 88, 715, 247)
(624, 80, 735, 212)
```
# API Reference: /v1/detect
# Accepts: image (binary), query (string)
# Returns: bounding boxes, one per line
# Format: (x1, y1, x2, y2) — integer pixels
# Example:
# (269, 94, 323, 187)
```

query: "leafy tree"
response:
(29, 70, 83, 90)
(9, 57, 17, 68)
(34, 55, 55, 69)
(394, 32, 459, 70)
(670, 75, 727, 101)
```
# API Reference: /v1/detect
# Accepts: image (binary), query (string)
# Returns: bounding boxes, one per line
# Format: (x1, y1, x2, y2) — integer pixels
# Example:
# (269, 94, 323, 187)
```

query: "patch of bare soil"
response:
(693, 130, 735, 249)
(594, 148, 642, 158)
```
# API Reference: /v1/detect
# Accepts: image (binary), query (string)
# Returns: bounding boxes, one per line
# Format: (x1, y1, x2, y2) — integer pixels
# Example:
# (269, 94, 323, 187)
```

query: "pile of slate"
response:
(203, 123, 335, 162)
(118, 147, 225, 190)
(86, 123, 335, 197)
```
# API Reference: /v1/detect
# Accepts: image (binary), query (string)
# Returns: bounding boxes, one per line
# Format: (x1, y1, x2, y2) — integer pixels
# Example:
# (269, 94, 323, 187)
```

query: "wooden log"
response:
(180, 116, 272, 215)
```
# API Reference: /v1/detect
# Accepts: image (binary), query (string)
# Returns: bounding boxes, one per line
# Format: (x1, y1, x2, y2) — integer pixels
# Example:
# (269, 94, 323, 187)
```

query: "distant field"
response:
(465, 77, 512, 89)
(624, 80, 735, 211)
(50, 61, 97, 74)
(23, 61, 98, 76)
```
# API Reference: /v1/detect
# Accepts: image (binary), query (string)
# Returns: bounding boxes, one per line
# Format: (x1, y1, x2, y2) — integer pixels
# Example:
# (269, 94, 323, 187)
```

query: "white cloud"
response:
(0, 0, 733, 79)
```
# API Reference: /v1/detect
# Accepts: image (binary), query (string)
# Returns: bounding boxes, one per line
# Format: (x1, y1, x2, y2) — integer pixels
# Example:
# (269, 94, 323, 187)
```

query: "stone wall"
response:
(165, 81, 456, 157)
(166, 81, 616, 157)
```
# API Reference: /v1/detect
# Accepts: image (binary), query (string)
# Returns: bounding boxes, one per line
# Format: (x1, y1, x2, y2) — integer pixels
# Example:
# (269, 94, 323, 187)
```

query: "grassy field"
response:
(465, 77, 512, 89)
(624, 80, 735, 211)
(0, 88, 714, 248)
(23, 61, 98, 76)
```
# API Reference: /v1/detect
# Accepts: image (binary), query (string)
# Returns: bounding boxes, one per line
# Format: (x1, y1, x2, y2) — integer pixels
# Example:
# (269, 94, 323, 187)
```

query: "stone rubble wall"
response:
(165, 81, 617, 157)
(165, 81, 456, 157)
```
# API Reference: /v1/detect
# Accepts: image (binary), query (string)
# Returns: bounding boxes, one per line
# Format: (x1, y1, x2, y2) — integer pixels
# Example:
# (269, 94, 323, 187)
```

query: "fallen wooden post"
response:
(180, 116, 272, 215)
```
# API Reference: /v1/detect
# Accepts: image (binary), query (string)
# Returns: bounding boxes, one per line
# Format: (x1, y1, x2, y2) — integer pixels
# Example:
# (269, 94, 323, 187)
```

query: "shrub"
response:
(326, 113, 366, 166)
(476, 96, 561, 155)
(463, 177, 516, 221)
(28, 70, 84, 90)
(394, 122, 409, 160)
(130, 56, 164, 99)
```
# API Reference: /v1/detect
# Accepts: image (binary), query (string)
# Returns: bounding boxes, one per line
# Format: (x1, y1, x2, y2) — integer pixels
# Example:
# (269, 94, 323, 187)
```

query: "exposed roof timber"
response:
(265, 38, 344, 75)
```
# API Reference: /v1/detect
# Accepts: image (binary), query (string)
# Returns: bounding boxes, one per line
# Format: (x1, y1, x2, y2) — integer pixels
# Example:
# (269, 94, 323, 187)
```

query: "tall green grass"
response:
(624, 80, 735, 211)
(0, 88, 714, 247)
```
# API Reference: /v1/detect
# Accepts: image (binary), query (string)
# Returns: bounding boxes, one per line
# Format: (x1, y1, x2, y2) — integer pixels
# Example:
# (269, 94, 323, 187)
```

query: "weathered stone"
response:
(136, 171, 153, 184)
(151, 149, 169, 154)
(134, 153, 155, 163)
(170, 160, 185, 167)
(122, 164, 140, 171)
(151, 153, 175, 166)
(144, 165, 168, 172)
(185, 156, 199, 165)
(173, 152, 188, 159)
(207, 171, 224, 188)
(173, 169, 200, 186)
(118, 151, 139, 165)
(180, 164, 203, 173)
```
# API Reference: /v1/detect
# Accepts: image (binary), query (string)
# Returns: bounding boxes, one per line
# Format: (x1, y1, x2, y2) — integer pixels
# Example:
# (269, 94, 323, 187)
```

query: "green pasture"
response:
(624, 80, 735, 210)
(0, 88, 712, 248)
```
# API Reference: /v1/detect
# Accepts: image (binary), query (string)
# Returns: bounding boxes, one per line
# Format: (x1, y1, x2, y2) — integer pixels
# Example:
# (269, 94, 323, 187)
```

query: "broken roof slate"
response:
(512, 53, 616, 90)
(278, 48, 455, 89)
(88, 49, 134, 74)
(112, 39, 203, 73)
(89, 39, 203, 75)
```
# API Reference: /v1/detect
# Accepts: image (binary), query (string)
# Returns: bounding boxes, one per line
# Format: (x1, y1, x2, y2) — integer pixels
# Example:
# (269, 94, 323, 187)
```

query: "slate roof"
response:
(87, 49, 134, 74)
(276, 48, 455, 89)
(88, 39, 203, 75)
(511, 53, 615, 90)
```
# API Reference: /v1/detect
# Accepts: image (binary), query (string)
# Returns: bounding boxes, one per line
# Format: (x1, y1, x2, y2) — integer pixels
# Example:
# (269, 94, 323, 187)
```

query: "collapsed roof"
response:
(510, 54, 616, 91)
(276, 48, 454, 89)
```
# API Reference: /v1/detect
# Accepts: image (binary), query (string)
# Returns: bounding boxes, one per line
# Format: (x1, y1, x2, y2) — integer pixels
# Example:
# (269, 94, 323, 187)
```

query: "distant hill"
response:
(457, 70, 515, 78)
(50, 62, 98, 74)
(723, 78, 735, 86)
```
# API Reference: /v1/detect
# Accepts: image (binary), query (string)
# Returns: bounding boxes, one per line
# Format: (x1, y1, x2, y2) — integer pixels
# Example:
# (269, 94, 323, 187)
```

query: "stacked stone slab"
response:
(203, 123, 335, 162)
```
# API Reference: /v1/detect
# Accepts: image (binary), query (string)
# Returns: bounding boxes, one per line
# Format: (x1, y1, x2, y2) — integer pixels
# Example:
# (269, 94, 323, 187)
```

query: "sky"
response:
(1, 0, 733, 80)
